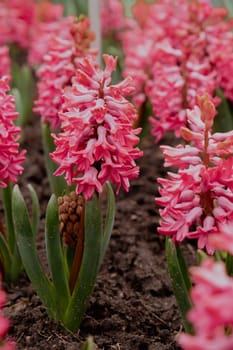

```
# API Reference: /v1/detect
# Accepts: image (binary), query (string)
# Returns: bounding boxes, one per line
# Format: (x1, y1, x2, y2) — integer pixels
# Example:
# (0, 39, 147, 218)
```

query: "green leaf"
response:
(41, 122, 67, 197)
(11, 63, 35, 125)
(175, 244, 192, 291)
(166, 238, 193, 334)
(99, 182, 115, 268)
(10, 244, 23, 282)
(45, 194, 70, 316)
(11, 88, 24, 126)
(226, 253, 233, 276)
(1, 184, 23, 282)
(2, 184, 14, 253)
(74, 0, 88, 15)
(64, 194, 102, 331)
(214, 89, 233, 132)
(0, 233, 12, 279)
(12, 185, 56, 318)
(28, 185, 40, 237)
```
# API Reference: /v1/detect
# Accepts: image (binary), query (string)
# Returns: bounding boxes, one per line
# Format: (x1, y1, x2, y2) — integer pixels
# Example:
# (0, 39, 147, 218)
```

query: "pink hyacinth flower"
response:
(0, 46, 11, 78)
(0, 76, 26, 188)
(101, 0, 125, 38)
(28, 0, 64, 66)
(120, 0, 233, 141)
(50, 54, 143, 200)
(34, 16, 97, 129)
(178, 258, 233, 350)
(0, 0, 36, 49)
(156, 94, 233, 254)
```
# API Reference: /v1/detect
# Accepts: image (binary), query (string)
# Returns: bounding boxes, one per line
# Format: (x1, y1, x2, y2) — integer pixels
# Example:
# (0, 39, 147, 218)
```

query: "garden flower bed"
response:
(1, 0, 233, 349)
(4, 117, 183, 349)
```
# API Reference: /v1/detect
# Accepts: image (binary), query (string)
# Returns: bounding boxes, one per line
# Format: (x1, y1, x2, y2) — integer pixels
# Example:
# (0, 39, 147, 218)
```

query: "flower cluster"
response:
(28, 0, 64, 66)
(119, 0, 233, 141)
(50, 54, 143, 200)
(156, 94, 233, 254)
(34, 15, 97, 128)
(0, 46, 10, 78)
(0, 0, 65, 52)
(101, 0, 125, 38)
(178, 258, 233, 350)
(0, 76, 26, 188)
(0, 0, 35, 49)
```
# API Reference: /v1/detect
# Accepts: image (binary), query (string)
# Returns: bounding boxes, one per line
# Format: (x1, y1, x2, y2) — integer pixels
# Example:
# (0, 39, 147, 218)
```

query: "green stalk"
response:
(41, 122, 67, 197)
(12, 185, 56, 318)
(166, 238, 193, 334)
(63, 194, 102, 331)
(45, 194, 70, 318)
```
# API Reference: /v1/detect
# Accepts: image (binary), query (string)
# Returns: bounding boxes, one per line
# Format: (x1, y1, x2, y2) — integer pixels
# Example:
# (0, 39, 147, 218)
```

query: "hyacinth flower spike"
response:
(34, 15, 97, 196)
(12, 54, 142, 331)
(0, 77, 26, 282)
(156, 93, 233, 332)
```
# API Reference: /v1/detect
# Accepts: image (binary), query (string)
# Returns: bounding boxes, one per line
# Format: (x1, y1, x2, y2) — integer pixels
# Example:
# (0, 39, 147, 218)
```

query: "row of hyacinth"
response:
(156, 93, 233, 349)
(156, 94, 233, 254)
(2, 0, 233, 349)
(0, 0, 143, 345)
(102, 0, 233, 142)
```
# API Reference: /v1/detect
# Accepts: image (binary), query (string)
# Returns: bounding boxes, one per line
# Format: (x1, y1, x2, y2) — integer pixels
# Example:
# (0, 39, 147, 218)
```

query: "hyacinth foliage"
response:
(156, 94, 233, 333)
(11, 53, 142, 331)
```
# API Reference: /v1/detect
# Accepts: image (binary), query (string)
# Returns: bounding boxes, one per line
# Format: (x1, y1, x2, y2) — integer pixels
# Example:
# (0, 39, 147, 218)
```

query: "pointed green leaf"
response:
(12, 185, 56, 318)
(166, 238, 193, 334)
(175, 244, 192, 291)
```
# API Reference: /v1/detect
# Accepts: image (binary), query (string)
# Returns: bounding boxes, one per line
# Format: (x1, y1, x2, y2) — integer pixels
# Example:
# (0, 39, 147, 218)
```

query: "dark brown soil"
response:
(3, 117, 185, 350)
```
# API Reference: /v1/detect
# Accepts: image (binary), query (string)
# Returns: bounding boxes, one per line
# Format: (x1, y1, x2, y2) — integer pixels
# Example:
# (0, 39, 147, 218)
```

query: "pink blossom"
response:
(28, 0, 64, 66)
(120, 0, 233, 141)
(0, 76, 26, 187)
(178, 258, 233, 350)
(208, 218, 233, 255)
(34, 16, 97, 129)
(0, 0, 36, 48)
(156, 95, 233, 254)
(0, 46, 10, 78)
(101, 0, 125, 38)
(50, 54, 142, 200)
